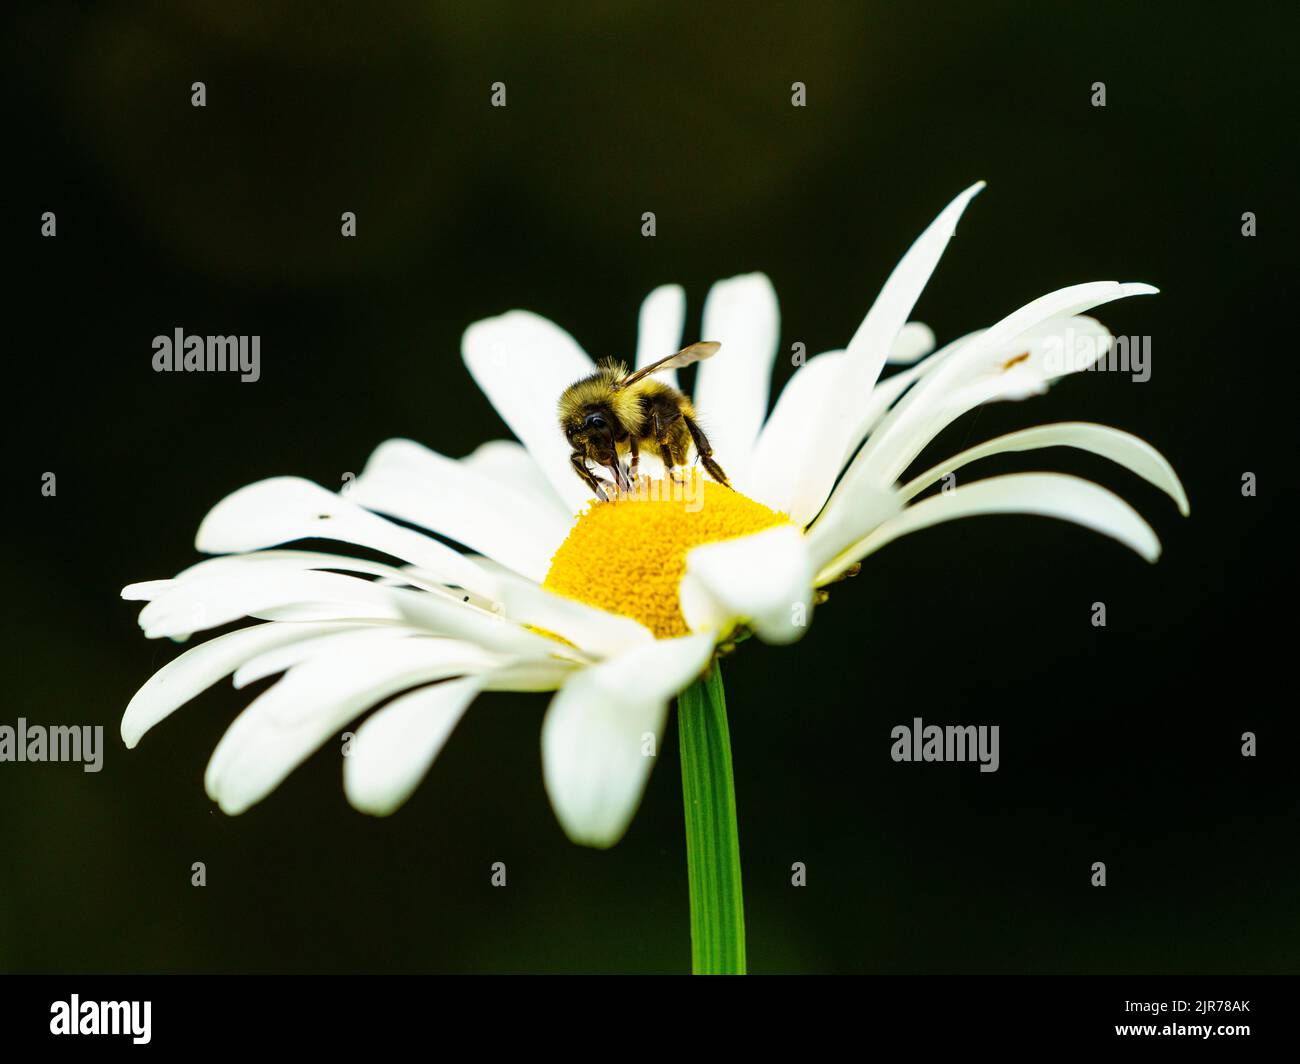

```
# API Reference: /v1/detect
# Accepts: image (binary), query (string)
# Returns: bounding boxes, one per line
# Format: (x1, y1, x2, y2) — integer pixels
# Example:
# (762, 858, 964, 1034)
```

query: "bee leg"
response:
(607, 459, 632, 496)
(663, 434, 689, 483)
(683, 415, 731, 488)
(571, 452, 615, 502)
(600, 424, 632, 496)
(627, 435, 641, 484)
(651, 409, 690, 482)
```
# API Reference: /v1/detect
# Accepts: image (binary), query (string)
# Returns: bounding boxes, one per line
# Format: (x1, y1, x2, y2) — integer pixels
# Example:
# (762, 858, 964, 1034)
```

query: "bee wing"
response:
(615, 341, 721, 390)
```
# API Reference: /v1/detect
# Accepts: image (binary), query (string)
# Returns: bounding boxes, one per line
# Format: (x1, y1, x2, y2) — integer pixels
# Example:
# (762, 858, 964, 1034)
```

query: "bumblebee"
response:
(557, 342, 730, 501)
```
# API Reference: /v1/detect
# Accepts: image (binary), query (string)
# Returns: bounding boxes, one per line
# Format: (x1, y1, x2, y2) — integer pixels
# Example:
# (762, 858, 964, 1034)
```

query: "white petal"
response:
(481, 658, 580, 692)
(232, 625, 427, 689)
(804, 482, 903, 574)
(134, 565, 437, 639)
(169, 551, 475, 625)
(816, 472, 1162, 582)
(899, 422, 1189, 515)
(888, 322, 937, 364)
(845, 326, 1073, 490)
(460, 439, 575, 524)
(204, 639, 499, 815)
(856, 293, 1157, 489)
(680, 526, 813, 644)
(541, 632, 715, 847)
(748, 340, 951, 523)
(635, 284, 686, 387)
(348, 438, 570, 582)
(780, 183, 986, 523)
(175, 549, 446, 593)
(491, 576, 655, 658)
(136, 570, 408, 639)
(343, 677, 485, 816)
(841, 182, 985, 395)
(463, 309, 596, 513)
(196, 477, 493, 595)
(122, 579, 177, 602)
(693, 273, 780, 488)
(840, 330, 981, 467)
(818, 300, 1154, 549)
(248, 602, 409, 623)
(935, 284, 1158, 389)
(746, 349, 844, 518)
(393, 585, 585, 660)
(138, 560, 532, 646)
(120, 621, 356, 747)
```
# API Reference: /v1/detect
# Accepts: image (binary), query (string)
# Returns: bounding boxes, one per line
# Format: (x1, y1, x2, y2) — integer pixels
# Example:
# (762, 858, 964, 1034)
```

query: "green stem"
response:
(677, 660, 746, 974)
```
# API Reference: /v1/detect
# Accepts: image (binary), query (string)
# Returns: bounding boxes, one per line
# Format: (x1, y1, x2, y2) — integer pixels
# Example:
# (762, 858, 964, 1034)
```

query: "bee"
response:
(558, 341, 730, 501)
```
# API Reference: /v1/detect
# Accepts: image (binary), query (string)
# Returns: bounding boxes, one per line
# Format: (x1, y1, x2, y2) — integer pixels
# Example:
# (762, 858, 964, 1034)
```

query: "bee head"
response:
(562, 407, 618, 462)
(559, 371, 629, 467)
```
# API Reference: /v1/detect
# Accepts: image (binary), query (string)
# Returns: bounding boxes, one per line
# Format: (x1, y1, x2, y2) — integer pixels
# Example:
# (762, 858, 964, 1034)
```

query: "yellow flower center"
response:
(543, 473, 793, 638)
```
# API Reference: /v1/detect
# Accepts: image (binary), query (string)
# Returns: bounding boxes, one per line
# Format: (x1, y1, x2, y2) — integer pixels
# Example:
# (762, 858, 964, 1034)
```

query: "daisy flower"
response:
(121, 182, 1186, 973)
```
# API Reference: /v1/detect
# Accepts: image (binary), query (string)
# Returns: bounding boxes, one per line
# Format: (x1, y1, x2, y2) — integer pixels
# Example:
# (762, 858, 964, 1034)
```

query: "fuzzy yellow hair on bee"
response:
(556, 342, 730, 501)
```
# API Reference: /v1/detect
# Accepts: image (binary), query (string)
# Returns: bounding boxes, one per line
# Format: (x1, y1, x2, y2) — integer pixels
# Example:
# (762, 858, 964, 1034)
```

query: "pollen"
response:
(543, 473, 793, 638)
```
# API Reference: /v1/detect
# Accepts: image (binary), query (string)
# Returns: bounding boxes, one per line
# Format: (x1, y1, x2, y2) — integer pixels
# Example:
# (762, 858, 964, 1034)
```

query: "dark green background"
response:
(6, 2, 1295, 973)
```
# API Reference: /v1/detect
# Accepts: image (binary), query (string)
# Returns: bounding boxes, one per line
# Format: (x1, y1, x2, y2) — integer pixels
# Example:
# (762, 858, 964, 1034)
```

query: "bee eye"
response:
(584, 413, 607, 430)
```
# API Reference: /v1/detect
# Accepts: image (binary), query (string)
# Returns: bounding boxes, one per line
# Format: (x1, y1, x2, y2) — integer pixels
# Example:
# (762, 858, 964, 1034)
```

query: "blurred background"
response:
(4, 1, 1296, 973)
